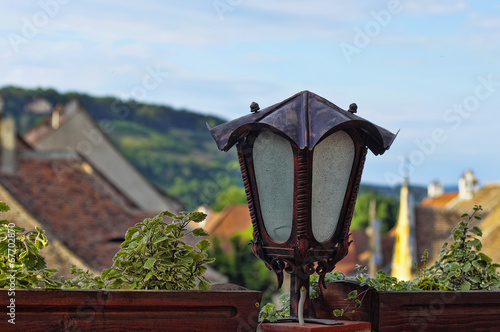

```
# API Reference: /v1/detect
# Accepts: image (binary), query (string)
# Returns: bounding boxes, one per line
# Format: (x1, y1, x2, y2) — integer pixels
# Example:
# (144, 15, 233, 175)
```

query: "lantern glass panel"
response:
(253, 130, 294, 243)
(311, 131, 355, 242)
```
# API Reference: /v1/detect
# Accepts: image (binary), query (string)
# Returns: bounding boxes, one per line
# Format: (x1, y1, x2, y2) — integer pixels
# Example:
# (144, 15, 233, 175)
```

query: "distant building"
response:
(24, 99, 182, 213)
(23, 98, 53, 114)
(415, 170, 500, 265)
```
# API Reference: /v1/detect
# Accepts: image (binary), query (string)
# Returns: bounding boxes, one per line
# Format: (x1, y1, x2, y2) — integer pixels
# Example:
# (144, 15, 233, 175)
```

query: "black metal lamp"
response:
(209, 91, 396, 321)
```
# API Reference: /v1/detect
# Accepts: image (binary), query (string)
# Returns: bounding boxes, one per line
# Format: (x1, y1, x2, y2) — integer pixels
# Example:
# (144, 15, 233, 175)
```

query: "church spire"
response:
(391, 175, 413, 280)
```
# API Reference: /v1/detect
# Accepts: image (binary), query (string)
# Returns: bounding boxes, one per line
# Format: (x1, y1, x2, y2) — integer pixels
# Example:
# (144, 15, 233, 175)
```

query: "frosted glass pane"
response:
(312, 131, 354, 243)
(253, 131, 294, 243)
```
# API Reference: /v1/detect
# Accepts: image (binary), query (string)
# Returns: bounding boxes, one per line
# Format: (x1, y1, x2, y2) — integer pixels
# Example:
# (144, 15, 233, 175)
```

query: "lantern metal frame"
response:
(209, 91, 396, 320)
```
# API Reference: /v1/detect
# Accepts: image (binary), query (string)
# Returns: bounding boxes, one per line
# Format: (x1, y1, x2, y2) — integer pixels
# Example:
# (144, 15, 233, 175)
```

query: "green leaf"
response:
(192, 228, 209, 237)
(469, 239, 481, 249)
(470, 226, 483, 237)
(346, 290, 358, 300)
(479, 253, 493, 264)
(460, 281, 471, 290)
(153, 236, 169, 244)
(469, 276, 481, 283)
(196, 239, 211, 251)
(125, 227, 140, 241)
(144, 271, 154, 282)
(160, 211, 175, 218)
(0, 202, 10, 212)
(198, 280, 210, 290)
(333, 309, 344, 317)
(189, 212, 207, 223)
(144, 258, 156, 269)
(450, 262, 460, 272)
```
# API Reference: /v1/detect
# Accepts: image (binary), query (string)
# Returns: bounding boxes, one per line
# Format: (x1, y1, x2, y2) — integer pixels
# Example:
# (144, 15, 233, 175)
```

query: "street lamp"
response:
(209, 91, 396, 322)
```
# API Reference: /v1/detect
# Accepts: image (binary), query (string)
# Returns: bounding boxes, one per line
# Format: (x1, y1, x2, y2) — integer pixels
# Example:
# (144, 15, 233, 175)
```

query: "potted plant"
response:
(261, 206, 500, 331)
(1, 203, 262, 331)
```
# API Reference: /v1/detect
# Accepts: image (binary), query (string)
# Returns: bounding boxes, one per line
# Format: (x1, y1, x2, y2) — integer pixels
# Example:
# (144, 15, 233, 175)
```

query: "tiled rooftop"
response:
(0, 151, 155, 271)
(421, 192, 458, 208)
(478, 204, 500, 264)
(199, 204, 252, 240)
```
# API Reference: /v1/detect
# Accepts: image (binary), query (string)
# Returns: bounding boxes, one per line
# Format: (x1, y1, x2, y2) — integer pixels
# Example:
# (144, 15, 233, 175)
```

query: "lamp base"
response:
(277, 318, 343, 325)
(258, 320, 371, 332)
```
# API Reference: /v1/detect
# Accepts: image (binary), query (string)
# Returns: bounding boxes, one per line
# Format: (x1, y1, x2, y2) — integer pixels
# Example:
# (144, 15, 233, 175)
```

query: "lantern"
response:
(209, 91, 396, 321)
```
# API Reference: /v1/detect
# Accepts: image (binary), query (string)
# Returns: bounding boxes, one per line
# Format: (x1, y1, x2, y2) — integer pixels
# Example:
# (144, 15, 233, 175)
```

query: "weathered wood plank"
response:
(1, 289, 262, 331)
(373, 291, 500, 332)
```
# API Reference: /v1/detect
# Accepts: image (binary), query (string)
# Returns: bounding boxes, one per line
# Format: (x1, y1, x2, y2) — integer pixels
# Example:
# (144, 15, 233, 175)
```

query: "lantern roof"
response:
(208, 90, 397, 155)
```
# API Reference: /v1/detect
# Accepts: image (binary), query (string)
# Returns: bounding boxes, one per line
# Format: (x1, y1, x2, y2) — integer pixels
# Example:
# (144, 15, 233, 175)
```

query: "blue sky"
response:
(1, 0, 499, 189)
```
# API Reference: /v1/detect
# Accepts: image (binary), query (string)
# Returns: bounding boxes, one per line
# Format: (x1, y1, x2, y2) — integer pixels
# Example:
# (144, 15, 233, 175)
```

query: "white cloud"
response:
(403, 0, 468, 15)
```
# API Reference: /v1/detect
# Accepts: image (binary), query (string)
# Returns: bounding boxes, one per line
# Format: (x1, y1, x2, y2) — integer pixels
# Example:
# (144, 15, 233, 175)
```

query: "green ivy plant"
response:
(0, 202, 62, 289)
(63, 265, 105, 289)
(99, 210, 214, 290)
(1, 202, 214, 291)
(262, 266, 420, 319)
(259, 294, 290, 323)
(423, 205, 500, 291)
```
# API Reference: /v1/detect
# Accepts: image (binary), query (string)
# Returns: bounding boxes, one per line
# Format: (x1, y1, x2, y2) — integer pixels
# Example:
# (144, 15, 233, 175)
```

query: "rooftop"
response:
(0, 151, 150, 271)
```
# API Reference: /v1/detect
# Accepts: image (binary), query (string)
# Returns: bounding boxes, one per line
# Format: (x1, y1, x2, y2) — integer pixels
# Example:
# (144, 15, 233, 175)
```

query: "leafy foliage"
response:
(209, 228, 277, 302)
(210, 185, 247, 212)
(99, 210, 214, 290)
(63, 266, 105, 289)
(1, 202, 214, 291)
(0, 203, 62, 289)
(259, 293, 290, 322)
(422, 205, 500, 291)
(350, 192, 398, 232)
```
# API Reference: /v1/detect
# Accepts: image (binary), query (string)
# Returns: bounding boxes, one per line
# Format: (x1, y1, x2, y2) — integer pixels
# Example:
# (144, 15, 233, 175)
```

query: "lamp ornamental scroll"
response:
(208, 90, 397, 323)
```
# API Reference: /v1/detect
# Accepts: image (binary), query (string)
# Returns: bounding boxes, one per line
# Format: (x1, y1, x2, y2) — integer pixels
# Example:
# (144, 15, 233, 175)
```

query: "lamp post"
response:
(209, 91, 396, 322)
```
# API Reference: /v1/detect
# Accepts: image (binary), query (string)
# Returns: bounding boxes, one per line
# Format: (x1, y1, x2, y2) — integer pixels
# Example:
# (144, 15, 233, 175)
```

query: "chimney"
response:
(427, 180, 444, 198)
(1, 116, 17, 173)
(0, 93, 4, 117)
(458, 170, 479, 200)
(51, 104, 61, 130)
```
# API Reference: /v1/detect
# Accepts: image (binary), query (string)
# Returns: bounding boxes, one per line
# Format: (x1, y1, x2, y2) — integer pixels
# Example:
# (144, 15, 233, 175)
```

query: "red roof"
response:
(202, 205, 252, 239)
(0, 152, 153, 271)
(421, 192, 458, 208)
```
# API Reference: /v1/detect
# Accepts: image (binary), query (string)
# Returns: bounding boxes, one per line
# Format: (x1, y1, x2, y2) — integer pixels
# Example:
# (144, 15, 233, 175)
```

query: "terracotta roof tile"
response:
(477, 205, 500, 264)
(0, 152, 154, 271)
(421, 192, 458, 208)
(449, 183, 500, 213)
(200, 205, 252, 240)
